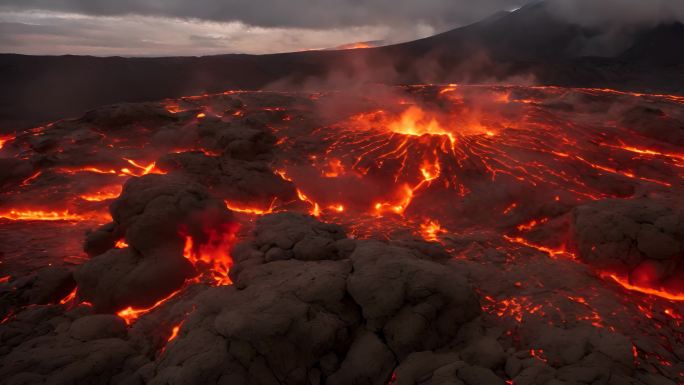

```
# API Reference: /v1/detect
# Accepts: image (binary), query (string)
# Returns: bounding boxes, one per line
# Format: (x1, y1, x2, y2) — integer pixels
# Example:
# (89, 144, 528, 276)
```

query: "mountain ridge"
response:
(1, 1, 683, 131)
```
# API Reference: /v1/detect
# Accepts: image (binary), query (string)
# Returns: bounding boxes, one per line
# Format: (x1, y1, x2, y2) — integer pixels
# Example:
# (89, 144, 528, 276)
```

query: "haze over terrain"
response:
(1, 0, 683, 130)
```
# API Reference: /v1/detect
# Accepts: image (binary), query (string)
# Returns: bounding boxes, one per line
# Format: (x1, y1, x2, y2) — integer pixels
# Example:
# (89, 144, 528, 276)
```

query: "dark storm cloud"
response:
(0, 0, 523, 30)
(2, 0, 683, 56)
(548, 0, 684, 27)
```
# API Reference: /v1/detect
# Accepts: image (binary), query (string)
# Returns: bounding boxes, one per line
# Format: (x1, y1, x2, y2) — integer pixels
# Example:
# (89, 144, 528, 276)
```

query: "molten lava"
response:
(604, 273, 684, 302)
(117, 288, 184, 325)
(182, 223, 240, 286)
(0, 209, 85, 221)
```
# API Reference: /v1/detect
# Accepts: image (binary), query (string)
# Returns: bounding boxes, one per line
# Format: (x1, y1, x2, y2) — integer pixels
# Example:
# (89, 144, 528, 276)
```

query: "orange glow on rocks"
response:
(296, 189, 321, 217)
(59, 288, 77, 305)
(0, 135, 14, 150)
(225, 199, 277, 215)
(420, 219, 444, 241)
(603, 273, 684, 302)
(117, 288, 183, 325)
(182, 223, 240, 286)
(388, 106, 456, 146)
(0, 209, 85, 221)
(79, 185, 123, 202)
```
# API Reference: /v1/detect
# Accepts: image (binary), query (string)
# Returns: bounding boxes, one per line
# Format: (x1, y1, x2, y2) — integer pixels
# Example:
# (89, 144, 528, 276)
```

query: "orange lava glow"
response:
(59, 159, 164, 178)
(338, 42, 374, 50)
(225, 199, 277, 215)
(374, 184, 414, 216)
(603, 273, 684, 301)
(503, 235, 575, 260)
(167, 323, 182, 342)
(387, 106, 456, 146)
(117, 288, 183, 325)
(516, 217, 548, 232)
(0, 135, 14, 150)
(79, 185, 123, 202)
(483, 295, 543, 323)
(323, 159, 346, 177)
(59, 288, 77, 305)
(182, 223, 240, 286)
(296, 189, 321, 217)
(0, 209, 85, 221)
(115, 240, 129, 248)
(420, 219, 444, 241)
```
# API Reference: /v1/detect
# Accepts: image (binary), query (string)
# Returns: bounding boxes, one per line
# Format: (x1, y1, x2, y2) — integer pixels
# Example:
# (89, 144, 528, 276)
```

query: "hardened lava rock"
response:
(157, 151, 297, 209)
(76, 174, 234, 312)
(139, 213, 482, 385)
(572, 195, 684, 291)
(0, 212, 676, 385)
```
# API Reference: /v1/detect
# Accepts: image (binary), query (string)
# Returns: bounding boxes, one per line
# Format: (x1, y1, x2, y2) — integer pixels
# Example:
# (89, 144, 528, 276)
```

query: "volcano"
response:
(2, 0, 684, 384)
(1, 84, 684, 384)
(2, 1, 684, 131)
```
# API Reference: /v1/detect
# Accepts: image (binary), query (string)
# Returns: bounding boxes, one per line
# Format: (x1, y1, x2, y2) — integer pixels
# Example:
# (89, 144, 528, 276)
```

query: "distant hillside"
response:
(1, 1, 683, 131)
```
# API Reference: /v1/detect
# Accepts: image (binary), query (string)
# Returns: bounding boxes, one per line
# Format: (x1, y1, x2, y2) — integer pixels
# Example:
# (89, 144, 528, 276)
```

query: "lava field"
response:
(1, 84, 683, 385)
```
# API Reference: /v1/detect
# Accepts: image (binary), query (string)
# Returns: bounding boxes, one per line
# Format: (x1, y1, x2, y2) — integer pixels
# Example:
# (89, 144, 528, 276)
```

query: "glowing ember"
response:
(115, 240, 129, 248)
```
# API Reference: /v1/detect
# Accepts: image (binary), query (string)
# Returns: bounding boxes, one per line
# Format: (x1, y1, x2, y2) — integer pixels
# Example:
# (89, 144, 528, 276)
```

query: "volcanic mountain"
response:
(1, 0, 683, 131)
(2, 2, 684, 384)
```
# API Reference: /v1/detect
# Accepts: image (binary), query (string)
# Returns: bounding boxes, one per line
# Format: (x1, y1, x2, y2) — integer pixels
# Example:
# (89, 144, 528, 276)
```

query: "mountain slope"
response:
(1, 1, 683, 131)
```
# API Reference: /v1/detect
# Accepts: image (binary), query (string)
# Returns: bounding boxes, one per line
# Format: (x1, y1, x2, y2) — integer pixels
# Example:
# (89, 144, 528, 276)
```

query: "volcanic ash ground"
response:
(1, 85, 684, 385)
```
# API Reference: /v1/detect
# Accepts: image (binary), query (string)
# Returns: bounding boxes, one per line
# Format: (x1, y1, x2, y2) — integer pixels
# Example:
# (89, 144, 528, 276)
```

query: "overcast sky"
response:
(0, 0, 525, 56)
(0, 0, 683, 56)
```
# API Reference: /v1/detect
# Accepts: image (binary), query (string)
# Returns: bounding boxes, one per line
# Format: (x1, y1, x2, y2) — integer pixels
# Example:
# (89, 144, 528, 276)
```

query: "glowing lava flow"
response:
(296, 189, 321, 217)
(117, 288, 184, 325)
(420, 220, 444, 241)
(604, 273, 684, 301)
(503, 235, 576, 260)
(0, 135, 14, 150)
(59, 159, 164, 177)
(182, 223, 240, 286)
(59, 289, 77, 305)
(0, 209, 85, 221)
(160, 321, 184, 354)
(79, 185, 123, 202)
(225, 199, 277, 215)
(388, 106, 456, 147)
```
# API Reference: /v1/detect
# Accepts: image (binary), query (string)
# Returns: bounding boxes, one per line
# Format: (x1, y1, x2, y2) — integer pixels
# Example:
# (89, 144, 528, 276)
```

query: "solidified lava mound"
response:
(1, 85, 684, 384)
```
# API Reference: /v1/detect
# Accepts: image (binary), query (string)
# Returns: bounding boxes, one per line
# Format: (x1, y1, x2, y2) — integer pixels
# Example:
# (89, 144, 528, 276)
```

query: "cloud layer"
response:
(1, 0, 683, 56)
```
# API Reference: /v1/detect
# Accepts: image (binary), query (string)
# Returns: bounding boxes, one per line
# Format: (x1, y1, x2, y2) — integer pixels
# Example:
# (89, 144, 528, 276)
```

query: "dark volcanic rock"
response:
(79, 102, 178, 130)
(157, 151, 297, 208)
(572, 195, 684, 291)
(76, 174, 235, 312)
(142, 213, 481, 385)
